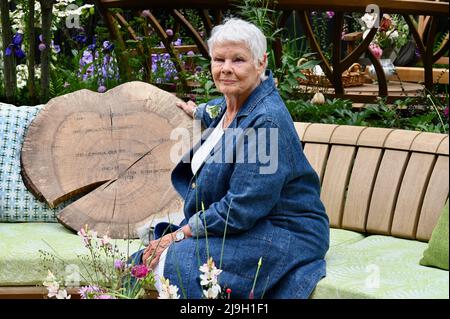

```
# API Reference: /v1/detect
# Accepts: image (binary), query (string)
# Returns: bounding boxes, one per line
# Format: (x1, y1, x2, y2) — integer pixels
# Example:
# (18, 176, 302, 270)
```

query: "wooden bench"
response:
(294, 122, 448, 240)
(0, 121, 448, 298)
(294, 122, 448, 298)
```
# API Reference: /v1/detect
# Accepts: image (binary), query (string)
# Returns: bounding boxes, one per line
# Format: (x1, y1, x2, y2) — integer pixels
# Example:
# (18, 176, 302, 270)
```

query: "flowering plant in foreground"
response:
(40, 225, 155, 299)
(41, 224, 263, 299)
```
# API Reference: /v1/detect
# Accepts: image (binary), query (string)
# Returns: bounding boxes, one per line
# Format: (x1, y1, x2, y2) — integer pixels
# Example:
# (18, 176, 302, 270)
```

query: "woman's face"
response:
(211, 41, 266, 99)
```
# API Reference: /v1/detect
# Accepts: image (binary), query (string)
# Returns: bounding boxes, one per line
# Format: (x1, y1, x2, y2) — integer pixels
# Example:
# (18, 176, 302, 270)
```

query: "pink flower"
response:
(166, 29, 173, 37)
(114, 259, 124, 270)
(38, 43, 46, 52)
(141, 10, 151, 18)
(131, 264, 150, 279)
(444, 107, 449, 117)
(326, 11, 335, 19)
(369, 43, 383, 59)
(79, 285, 102, 299)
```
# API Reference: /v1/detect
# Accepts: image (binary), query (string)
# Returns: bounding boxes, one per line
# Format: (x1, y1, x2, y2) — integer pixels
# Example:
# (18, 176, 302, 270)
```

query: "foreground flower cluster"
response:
(41, 225, 238, 299)
(41, 225, 155, 299)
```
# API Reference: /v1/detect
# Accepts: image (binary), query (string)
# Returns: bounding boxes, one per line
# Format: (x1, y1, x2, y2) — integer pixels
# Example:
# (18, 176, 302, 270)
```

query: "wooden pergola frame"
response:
(95, 0, 448, 102)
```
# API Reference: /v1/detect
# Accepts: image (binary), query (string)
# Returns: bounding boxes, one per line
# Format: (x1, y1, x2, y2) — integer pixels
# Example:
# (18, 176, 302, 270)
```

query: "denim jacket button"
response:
(191, 182, 196, 189)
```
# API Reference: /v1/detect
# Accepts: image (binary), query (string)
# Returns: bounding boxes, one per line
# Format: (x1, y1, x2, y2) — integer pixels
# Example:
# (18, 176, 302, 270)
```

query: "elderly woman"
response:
(139, 18, 329, 299)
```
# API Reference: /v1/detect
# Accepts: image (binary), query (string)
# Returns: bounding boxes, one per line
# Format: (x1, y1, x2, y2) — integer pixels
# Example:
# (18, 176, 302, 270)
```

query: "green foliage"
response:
(185, 55, 219, 103)
(286, 94, 449, 134)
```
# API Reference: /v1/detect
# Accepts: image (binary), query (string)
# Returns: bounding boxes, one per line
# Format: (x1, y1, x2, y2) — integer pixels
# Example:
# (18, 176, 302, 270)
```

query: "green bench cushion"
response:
(0, 223, 143, 286)
(329, 228, 366, 248)
(0, 224, 363, 287)
(311, 235, 449, 299)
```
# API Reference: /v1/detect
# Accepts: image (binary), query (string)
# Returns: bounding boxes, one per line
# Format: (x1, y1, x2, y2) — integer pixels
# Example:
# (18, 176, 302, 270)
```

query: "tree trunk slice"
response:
(21, 82, 194, 238)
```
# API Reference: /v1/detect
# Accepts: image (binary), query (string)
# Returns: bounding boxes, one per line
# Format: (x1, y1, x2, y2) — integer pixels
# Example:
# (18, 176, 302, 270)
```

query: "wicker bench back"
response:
(295, 122, 449, 242)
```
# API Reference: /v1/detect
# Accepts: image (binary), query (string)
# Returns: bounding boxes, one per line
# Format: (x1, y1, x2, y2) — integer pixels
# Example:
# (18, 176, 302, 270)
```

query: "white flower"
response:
(56, 289, 71, 299)
(361, 13, 378, 30)
(388, 30, 399, 39)
(199, 258, 222, 285)
(46, 284, 60, 298)
(199, 257, 223, 299)
(203, 285, 221, 299)
(43, 270, 71, 299)
(205, 104, 222, 119)
(158, 277, 180, 299)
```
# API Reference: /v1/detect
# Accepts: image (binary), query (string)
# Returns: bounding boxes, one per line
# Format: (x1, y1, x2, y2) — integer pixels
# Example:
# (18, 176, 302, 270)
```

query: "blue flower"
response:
(102, 41, 114, 53)
(74, 34, 87, 44)
(5, 33, 25, 59)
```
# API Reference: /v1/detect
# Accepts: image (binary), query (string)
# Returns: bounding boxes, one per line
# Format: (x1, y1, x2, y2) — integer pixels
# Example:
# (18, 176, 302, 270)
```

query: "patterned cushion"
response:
(311, 235, 449, 299)
(0, 103, 62, 222)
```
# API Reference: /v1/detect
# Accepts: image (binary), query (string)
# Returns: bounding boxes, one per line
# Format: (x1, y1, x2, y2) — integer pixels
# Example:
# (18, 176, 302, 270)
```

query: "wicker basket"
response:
(297, 59, 366, 87)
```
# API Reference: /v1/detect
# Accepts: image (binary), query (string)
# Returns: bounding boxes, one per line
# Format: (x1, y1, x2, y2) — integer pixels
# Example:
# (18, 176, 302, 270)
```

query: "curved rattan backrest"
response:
(294, 122, 449, 242)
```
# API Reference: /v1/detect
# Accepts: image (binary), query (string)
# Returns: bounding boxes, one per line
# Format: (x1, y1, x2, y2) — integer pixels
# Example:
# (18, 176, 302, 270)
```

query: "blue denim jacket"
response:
(163, 70, 329, 299)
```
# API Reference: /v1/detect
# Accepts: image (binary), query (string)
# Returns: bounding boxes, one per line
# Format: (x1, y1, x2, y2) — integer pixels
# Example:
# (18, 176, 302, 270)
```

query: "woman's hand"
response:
(142, 233, 174, 270)
(142, 225, 192, 269)
(176, 100, 197, 118)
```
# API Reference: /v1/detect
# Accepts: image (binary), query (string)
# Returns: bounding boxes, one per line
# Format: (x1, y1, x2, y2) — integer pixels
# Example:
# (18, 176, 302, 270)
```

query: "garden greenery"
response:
(0, 1, 448, 133)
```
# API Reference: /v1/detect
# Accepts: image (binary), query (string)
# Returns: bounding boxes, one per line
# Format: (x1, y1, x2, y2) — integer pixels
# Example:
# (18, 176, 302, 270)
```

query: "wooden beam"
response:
(387, 67, 449, 84)
(0, 286, 81, 299)
(97, 0, 449, 15)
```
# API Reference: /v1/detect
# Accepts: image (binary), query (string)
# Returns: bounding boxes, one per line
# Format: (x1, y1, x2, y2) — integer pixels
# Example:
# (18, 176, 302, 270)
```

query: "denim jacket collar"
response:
(235, 69, 276, 119)
(209, 70, 276, 129)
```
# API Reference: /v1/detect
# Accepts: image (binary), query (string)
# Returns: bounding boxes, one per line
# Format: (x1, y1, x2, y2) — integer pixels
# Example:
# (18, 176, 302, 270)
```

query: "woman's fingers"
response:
(142, 236, 172, 265)
(176, 100, 197, 118)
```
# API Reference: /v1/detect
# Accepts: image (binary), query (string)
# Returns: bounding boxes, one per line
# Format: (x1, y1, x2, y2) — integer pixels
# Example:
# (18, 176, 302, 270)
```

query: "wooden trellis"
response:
(94, 0, 449, 102)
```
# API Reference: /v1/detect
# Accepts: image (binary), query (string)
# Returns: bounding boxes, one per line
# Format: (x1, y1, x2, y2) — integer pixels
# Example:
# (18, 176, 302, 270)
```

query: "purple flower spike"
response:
(102, 41, 114, 52)
(15, 48, 25, 59)
(5, 33, 25, 59)
(173, 38, 182, 46)
(12, 33, 23, 45)
(5, 46, 12, 56)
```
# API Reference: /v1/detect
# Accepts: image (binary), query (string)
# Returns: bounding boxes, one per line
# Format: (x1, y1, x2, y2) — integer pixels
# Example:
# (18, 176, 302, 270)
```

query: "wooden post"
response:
(39, 0, 53, 103)
(94, 0, 131, 82)
(27, 0, 37, 105)
(0, 0, 17, 104)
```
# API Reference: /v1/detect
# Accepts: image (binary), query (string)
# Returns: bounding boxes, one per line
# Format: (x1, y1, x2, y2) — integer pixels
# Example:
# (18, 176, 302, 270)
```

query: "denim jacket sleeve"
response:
(188, 117, 294, 237)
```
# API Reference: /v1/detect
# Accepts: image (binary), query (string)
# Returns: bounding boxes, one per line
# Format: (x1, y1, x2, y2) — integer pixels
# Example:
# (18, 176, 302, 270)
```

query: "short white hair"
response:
(207, 18, 268, 79)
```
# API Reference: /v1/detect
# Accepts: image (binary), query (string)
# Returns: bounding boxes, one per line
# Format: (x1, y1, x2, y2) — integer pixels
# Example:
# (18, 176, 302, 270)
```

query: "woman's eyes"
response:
(213, 57, 246, 63)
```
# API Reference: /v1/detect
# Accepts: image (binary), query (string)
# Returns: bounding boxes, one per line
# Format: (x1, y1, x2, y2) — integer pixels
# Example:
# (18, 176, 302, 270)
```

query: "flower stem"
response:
(250, 257, 263, 298)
